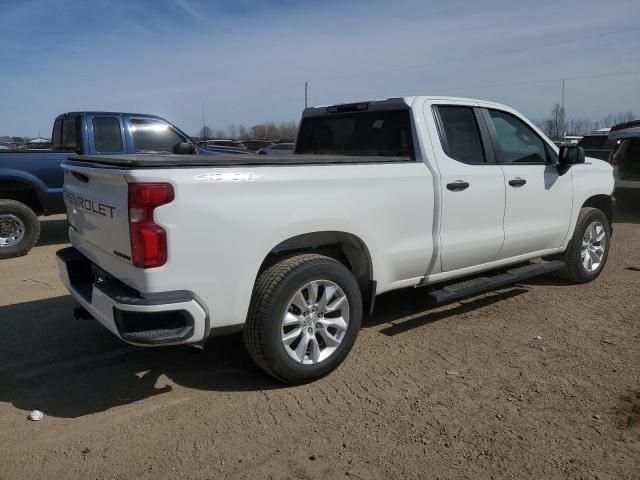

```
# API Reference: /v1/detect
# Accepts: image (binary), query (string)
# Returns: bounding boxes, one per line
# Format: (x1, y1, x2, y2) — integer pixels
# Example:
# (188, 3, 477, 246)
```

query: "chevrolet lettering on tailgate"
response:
(64, 191, 115, 218)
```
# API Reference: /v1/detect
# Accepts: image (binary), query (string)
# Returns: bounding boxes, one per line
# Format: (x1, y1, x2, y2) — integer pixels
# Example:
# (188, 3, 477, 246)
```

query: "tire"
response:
(557, 207, 610, 283)
(0, 199, 40, 259)
(243, 254, 362, 384)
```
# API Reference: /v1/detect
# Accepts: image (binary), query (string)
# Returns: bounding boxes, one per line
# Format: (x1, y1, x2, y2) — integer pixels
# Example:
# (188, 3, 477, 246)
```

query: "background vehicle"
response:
(198, 139, 250, 154)
(610, 120, 640, 209)
(0, 111, 227, 259)
(23, 137, 52, 150)
(257, 143, 294, 155)
(0, 141, 19, 150)
(577, 128, 619, 162)
(57, 96, 614, 384)
(242, 139, 273, 151)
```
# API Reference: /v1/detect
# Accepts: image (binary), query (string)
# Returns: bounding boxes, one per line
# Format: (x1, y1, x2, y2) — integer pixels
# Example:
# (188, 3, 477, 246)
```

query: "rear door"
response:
(483, 108, 573, 259)
(429, 104, 506, 272)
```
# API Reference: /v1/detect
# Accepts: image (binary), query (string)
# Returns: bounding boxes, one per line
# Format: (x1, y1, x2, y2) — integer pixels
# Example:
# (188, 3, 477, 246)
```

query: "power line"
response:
(448, 70, 640, 91)
(315, 25, 640, 82)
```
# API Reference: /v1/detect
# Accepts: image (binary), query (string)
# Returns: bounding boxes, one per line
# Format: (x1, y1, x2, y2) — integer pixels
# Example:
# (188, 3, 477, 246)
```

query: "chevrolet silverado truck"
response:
(57, 96, 614, 383)
(0, 111, 237, 258)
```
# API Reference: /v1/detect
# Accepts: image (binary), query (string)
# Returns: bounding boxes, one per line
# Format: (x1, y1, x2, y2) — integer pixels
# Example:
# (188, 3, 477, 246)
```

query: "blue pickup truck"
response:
(0, 111, 233, 258)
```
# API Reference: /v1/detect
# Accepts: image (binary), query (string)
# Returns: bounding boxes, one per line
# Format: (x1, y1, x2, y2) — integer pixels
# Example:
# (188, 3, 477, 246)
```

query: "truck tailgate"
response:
(62, 163, 131, 261)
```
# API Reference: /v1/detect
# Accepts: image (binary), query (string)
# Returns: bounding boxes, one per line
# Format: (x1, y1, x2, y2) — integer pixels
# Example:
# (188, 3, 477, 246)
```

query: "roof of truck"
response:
(55, 111, 169, 120)
(303, 96, 515, 116)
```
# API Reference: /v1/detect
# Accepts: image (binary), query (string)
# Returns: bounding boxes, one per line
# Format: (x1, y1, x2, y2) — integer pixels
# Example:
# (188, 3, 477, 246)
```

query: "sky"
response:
(0, 0, 639, 137)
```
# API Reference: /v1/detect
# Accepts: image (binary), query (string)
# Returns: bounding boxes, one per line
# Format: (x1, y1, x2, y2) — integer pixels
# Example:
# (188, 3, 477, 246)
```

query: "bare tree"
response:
(198, 126, 212, 139)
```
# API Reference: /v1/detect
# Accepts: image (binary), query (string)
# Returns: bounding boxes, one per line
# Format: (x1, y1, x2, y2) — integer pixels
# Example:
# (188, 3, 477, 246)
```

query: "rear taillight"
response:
(128, 183, 174, 268)
(611, 154, 620, 167)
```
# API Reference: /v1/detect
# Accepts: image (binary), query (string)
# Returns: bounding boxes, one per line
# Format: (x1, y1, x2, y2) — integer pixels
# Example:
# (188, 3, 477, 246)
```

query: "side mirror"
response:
(558, 145, 585, 165)
(173, 142, 196, 154)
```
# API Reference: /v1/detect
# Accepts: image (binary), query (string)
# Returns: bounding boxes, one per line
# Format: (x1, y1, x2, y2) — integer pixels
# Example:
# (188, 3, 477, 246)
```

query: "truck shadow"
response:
(364, 287, 528, 335)
(36, 217, 69, 246)
(0, 285, 529, 418)
(0, 295, 277, 419)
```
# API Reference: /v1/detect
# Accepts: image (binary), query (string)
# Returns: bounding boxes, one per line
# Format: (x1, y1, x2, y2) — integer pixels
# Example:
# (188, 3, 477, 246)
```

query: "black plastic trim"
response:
(208, 324, 244, 337)
(58, 247, 197, 307)
(95, 280, 194, 306)
(113, 307, 194, 345)
(426, 260, 565, 304)
(65, 153, 415, 169)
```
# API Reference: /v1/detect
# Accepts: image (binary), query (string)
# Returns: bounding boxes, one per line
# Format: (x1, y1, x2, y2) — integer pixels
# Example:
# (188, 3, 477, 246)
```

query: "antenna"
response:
(305, 82, 308, 109)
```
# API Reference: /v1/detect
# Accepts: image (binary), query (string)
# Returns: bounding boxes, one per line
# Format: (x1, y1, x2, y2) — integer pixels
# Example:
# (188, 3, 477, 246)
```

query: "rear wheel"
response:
(558, 207, 610, 283)
(0, 199, 40, 259)
(243, 254, 362, 384)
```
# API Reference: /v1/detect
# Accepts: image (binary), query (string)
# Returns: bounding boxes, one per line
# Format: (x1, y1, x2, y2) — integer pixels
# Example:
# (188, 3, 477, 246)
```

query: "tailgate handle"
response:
(72, 171, 89, 183)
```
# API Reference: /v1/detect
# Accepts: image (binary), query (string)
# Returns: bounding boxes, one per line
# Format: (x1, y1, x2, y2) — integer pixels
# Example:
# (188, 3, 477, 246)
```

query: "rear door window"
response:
(130, 118, 187, 153)
(434, 106, 486, 164)
(296, 109, 414, 159)
(93, 117, 123, 153)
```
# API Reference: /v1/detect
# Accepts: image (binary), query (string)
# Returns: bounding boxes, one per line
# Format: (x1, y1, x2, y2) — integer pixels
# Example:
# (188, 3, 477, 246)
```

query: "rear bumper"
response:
(56, 247, 207, 346)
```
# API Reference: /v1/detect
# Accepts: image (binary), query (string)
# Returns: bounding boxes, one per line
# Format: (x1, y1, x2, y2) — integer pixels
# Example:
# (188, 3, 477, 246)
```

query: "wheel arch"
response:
(582, 194, 614, 230)
(257, 231, 375, 312)
(0, 177, 44, 214)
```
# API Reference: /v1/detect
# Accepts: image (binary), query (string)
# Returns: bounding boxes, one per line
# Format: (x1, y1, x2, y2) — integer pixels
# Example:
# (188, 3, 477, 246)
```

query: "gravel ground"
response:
(0, 211, 639, 479)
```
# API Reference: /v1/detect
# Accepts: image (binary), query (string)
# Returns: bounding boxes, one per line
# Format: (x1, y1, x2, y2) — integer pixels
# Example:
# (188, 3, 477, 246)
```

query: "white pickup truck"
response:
(57, 96, 614, 383)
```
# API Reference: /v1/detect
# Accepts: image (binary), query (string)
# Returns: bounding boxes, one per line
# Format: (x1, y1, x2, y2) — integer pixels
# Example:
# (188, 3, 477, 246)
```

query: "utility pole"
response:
(305, 82, 308, 109)
(201, 100, 207, 143)
(561, 79, 566, 138)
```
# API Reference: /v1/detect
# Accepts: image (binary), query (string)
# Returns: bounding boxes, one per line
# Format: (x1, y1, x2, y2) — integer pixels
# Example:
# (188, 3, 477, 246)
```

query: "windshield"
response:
(296, 109, 414, 159)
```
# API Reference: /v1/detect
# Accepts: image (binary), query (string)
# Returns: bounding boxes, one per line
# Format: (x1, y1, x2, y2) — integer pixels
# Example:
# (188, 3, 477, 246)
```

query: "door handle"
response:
(446, 181, 470, 192)
(508, 178, 527, 187)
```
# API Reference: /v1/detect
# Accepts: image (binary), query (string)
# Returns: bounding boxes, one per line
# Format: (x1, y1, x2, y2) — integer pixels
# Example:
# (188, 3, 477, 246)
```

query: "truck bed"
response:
(67, 153, 413, 169)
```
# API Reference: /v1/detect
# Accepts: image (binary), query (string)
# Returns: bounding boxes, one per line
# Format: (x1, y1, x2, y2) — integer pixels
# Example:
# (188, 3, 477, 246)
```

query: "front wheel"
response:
(0, 199, 40, 259)
(558, 207, 611, 283)
(243, 254, 362, 384)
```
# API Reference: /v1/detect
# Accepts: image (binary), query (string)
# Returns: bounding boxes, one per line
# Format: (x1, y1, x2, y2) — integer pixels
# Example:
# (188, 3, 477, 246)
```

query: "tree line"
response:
(534, 104, 635, 140)
(195, 121, 299, 141)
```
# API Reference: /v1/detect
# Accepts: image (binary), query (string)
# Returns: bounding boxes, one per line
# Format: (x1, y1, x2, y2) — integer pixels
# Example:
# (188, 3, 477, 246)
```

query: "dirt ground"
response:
(0, 211, 639, 480)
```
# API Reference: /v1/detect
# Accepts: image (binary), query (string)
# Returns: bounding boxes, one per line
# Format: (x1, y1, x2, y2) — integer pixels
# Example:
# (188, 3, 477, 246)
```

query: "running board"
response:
(426, 260, 565, 304)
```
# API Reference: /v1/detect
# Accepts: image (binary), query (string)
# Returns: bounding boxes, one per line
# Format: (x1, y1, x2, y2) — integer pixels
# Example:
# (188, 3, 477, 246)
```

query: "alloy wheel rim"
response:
(281, 279, 350, 365)
(581, 221, 606, 273)
(0, 214, 25, 247)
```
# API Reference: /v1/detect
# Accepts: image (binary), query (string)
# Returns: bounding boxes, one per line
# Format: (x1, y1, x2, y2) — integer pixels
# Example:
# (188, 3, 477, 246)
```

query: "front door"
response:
(430, 104, 506, 272)
(484, 109, 573, 260)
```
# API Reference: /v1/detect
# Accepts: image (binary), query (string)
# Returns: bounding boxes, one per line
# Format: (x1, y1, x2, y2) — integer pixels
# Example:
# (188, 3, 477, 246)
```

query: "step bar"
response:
(425, 260, 565, 304)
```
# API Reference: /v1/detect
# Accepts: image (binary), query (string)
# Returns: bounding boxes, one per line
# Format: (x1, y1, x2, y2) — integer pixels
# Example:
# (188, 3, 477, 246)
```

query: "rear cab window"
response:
(92, 117, 124, 153)
(296, 107, 415, 159)
(52, 115, 79, 151)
